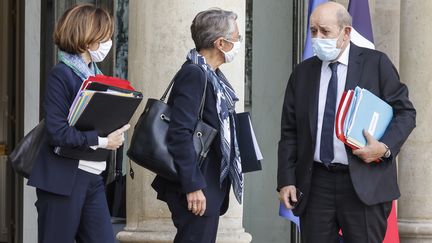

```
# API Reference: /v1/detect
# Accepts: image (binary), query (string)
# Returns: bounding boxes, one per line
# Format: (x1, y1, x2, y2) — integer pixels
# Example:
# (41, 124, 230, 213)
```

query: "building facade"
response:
(0, 0, 430, 242)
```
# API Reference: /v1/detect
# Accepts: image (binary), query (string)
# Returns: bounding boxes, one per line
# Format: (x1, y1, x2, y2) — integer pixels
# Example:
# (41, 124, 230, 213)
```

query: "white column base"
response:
(117, 231, 174, 243)
(216, 229, 252, 243)
(117, 218, 175, 243)
(399, 219, 432, 242)
(117, 218, 252, 243)
(117, 230, 252, 243)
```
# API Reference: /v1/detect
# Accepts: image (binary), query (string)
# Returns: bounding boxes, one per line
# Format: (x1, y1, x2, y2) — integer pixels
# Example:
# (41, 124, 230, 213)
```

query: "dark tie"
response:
(320, 62, 339, 165)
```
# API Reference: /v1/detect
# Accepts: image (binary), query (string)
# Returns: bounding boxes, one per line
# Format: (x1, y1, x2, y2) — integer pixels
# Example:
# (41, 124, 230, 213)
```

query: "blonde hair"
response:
(53, 4, 114, 54)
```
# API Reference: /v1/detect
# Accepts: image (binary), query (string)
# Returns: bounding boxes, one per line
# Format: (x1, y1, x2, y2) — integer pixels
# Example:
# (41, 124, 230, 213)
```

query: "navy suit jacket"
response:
(277, 43, 416, 216)
(152, 62, 230, 216)
(28, 63, 99, 196)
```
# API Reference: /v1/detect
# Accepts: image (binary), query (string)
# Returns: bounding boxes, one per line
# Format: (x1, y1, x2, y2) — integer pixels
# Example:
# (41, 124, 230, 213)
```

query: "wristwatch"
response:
(382, 143, 391, 159)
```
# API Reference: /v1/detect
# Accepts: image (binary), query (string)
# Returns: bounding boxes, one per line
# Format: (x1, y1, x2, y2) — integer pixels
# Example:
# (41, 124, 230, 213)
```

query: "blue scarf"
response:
(58, 50, 102, 81)
(187, 49, 243, 204)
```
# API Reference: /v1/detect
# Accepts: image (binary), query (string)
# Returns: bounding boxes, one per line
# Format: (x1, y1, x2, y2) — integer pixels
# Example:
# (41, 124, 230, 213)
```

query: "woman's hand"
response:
(187, 190, 206, 216)
(106, 124, 130, 150)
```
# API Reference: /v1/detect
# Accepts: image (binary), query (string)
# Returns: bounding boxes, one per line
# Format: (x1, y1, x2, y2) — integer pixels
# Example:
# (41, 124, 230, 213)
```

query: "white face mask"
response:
(221, 39, 241, 63)
(88, 39, 112, 62)
(311, 29, 345, 61)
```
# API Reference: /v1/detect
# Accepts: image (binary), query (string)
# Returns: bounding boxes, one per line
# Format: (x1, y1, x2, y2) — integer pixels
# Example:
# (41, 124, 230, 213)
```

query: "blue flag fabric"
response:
(278, 203, 300, 227)
(302, 0, 328, 60)
(348, 0, 374, 43)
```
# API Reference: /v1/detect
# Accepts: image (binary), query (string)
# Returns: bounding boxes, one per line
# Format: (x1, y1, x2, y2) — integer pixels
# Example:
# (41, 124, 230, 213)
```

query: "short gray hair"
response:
(191, 8, 237, 51)
(336, 8, 352, 29)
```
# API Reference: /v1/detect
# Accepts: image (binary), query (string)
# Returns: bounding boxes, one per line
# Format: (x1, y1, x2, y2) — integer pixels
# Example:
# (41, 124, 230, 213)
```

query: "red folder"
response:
(82, 75, 136, 91)
(336, 90, 383, 163)
(335, 90, 358, 150)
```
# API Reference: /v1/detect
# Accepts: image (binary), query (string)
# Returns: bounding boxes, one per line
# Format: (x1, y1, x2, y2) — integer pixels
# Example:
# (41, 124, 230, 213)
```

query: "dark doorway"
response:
(0, 0, 25, 242)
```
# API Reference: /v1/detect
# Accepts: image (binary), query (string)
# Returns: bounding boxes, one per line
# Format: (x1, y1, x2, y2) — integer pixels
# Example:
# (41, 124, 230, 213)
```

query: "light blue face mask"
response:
(311, 29, 345, 61)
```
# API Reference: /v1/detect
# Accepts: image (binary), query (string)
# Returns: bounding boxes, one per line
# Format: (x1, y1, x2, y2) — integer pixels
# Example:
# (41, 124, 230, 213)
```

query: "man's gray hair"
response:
(336, 8, 352, 29)
(191, 8, 237, 51)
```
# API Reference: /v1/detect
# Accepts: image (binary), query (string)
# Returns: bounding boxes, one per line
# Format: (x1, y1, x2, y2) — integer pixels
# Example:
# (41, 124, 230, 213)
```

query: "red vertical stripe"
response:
(384, 201, 400, 243)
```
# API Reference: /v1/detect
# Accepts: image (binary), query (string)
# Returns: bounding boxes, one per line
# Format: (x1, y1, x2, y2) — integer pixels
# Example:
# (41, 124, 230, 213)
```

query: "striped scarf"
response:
(58, 50, 102, 81)
(187, 49, 243, 204)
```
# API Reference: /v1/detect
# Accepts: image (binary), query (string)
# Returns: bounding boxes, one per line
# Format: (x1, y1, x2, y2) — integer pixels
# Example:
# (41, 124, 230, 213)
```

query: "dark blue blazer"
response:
(278, 43, 416, 215)
(152, 62, 230, 216)
(28, 63, 99, 196)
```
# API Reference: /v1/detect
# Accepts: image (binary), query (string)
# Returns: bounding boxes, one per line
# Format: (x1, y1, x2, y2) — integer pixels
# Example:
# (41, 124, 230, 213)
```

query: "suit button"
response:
(309, 167, 312, 172)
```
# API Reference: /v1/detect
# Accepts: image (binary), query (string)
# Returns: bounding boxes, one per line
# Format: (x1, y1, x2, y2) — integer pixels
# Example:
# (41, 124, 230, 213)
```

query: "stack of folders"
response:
(235, 112, 263, 173)
(54, 75, 143, 161)
(335, 86, 393, 149)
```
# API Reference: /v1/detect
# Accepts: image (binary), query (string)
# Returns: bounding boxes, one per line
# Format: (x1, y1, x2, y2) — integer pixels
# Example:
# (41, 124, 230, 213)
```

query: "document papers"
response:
(54, 75, 143, 161)
(235, 112, 263, 173)
(336, 86, 393, 149)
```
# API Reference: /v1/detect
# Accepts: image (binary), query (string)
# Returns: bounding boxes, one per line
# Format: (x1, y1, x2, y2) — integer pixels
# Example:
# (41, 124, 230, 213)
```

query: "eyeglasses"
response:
(224, 34, 243, 43)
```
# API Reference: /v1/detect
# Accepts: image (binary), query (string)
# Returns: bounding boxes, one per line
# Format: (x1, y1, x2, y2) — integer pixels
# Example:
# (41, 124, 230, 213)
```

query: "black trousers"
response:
(165, 191, 220, 243)
(300, 162, 392, 243)
(35, 170, 114, 243)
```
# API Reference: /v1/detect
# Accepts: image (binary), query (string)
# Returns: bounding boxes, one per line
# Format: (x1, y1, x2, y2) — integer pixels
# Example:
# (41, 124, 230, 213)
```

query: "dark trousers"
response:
(300, 163, 392, 243)
(165, 191, 220, 243)
(35, 170, 114, 243)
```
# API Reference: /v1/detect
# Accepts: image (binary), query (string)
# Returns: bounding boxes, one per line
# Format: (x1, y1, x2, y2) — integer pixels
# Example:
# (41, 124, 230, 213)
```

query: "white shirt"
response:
(313, 44, 350, 165)
(78, 137, 108, 174)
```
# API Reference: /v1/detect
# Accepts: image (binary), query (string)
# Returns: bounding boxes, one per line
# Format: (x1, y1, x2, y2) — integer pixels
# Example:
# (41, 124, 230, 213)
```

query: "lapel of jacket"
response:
(345, 43, 364, 91)
(308, 57, 322, 144)
(343, 43, 364, 158)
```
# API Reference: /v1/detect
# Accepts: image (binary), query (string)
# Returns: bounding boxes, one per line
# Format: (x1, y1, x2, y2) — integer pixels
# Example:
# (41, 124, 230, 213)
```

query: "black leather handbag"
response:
(8, 120, 47, 178)
(127, 65, 217, 181)
(105, 147, 127, 218)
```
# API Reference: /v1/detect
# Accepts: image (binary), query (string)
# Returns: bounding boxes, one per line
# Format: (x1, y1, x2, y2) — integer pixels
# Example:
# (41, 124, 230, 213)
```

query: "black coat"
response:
(277, 43, 416, 216)
(28, 63, 100, 195)
(152, 62, 230, 217)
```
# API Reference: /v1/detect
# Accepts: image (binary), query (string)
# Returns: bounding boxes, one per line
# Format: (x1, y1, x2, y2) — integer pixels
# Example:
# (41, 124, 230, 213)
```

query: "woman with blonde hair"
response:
(28, 4, 128, 243)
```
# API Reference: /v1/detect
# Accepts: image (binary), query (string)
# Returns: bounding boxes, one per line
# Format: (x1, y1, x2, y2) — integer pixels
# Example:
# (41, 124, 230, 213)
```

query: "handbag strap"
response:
(114, 145, 135, 180)
(160, 64, 208, 120)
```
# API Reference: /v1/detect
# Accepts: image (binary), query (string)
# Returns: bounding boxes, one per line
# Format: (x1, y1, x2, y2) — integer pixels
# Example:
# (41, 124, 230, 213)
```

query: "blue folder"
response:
(345, 87, 393, 148)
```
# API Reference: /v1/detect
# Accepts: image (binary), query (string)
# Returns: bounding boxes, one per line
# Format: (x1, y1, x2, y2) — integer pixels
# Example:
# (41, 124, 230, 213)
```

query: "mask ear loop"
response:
(214, 38, 224, 49)
(213, 38, 229, 55)
(337, 26, 350, 49)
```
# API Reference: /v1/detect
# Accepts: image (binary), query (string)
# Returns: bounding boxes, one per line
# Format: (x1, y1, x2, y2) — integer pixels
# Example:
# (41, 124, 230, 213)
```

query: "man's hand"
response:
(186, 190, 206, 216)
(279, 185, 297, 209)
(352, 130, 387, 163)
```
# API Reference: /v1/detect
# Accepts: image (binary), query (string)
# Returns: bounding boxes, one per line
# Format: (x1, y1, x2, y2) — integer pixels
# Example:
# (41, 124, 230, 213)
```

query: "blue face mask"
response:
(311, 29, 345, 61)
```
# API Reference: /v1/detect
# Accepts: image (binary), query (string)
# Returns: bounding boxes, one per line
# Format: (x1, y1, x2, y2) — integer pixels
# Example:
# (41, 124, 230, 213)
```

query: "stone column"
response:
(369, 0, 401, 68)
(399, 1, 432, 242)
(334, 0, 401, 67)
(117, 1, 252, 242)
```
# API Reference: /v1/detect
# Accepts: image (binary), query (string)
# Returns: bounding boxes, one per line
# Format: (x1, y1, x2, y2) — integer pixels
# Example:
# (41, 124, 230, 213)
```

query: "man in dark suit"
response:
(277, 2, 416, 243)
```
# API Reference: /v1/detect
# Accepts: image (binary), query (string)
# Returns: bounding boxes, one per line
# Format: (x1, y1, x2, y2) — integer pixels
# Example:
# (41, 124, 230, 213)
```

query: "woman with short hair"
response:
(151, 8, 243, 243)
(28, 4, 129, 243)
